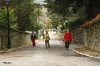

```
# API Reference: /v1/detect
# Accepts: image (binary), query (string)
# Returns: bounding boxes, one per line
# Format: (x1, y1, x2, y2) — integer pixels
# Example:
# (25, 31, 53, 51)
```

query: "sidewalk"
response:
(57, 39, 100, 60)
(58, 35, 100, 60)
(73, 47, 100, 59)
(0, 44, 30, 54)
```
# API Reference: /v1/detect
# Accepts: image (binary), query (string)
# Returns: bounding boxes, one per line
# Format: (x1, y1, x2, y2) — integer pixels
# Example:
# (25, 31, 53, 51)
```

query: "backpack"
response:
(31, 33, 36, 40)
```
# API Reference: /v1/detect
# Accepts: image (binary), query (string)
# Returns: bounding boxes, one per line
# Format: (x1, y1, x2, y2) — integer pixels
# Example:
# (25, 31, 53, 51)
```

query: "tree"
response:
(0, 7, 17, 28)
(45, 0, 100, 30)
(15, 0, 34, 31)
(11, 0, 42, 31)
(45, 0, 74, 29)
(49, 14, 62, 29)
(0, 0, 44, 31)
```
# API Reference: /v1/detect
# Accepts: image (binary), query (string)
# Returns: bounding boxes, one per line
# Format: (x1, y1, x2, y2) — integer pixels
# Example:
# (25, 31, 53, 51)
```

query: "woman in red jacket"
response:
(64, 30, 72, 49)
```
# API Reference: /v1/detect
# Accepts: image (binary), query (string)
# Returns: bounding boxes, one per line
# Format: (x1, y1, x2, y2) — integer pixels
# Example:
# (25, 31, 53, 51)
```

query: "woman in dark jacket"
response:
(31, 31, 36, 47)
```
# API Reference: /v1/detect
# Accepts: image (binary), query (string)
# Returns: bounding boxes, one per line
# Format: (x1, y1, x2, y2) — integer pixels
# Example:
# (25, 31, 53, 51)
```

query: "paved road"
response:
(0, 31, 100, 66)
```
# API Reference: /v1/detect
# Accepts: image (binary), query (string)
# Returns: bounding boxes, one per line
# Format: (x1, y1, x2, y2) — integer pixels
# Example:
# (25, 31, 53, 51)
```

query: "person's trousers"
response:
(65, 42, 70, 49)
(45, 40, 50, 48)
(32, 39, 35, 47)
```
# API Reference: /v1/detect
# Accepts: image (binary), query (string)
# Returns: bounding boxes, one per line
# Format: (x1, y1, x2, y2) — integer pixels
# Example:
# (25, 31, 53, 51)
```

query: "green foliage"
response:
(0, 0, 43, 31)
(15, 0, 33, 31)
(45, 0, 100, 30)
(11, 0, 42, 31)
(33, 21, 42, 31)
(29, 4, 43, 31)
(45, 0, 75, 16)
(2, 0, 99, 31)
(30, 11, 42, 31)
(0, 8, 7, 25)
(0, 7, 17, 28)
(68, 19, 84, 29)
(50, 14, 62, 29)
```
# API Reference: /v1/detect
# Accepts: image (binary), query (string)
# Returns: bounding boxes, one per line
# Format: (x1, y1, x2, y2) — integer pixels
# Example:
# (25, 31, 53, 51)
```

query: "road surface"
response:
(0, 31, 100, 66)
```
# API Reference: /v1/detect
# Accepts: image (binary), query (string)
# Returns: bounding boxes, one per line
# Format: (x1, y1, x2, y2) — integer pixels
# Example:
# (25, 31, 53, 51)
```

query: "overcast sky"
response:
(34, 0, 46, 4)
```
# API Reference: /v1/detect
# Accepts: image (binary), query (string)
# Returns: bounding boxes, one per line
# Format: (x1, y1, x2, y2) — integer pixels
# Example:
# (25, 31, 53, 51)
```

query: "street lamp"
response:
(5, 0, 11, 49)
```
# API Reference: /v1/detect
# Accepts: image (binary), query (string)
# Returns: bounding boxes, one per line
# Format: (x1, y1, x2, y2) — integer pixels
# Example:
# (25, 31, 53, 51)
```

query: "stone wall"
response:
(72, 22, 100, 51)
(83, 23, 100, 51)
(71, 28, 84, 45)
(0, 25, 31, 50)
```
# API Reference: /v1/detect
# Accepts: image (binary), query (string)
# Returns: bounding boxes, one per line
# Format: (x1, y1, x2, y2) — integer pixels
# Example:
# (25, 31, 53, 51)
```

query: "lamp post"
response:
(5, 0, 11, 49)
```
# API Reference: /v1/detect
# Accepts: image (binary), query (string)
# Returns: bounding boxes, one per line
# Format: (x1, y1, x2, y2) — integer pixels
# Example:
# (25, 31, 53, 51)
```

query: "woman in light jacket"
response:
(44, 31, 50, 48)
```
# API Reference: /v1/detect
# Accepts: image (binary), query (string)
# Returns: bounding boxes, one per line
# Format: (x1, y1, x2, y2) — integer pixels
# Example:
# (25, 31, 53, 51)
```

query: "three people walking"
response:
(31, 30, 72, 49)
(64, 30, 72, 49)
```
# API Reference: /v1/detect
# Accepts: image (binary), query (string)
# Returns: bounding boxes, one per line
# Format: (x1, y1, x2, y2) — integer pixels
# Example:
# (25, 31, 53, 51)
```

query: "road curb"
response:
(0, 44, 30, 54)
(73, 49, 100, 59)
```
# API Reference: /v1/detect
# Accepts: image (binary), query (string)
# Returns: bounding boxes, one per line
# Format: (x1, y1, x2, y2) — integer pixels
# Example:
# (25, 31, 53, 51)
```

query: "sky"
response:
(34, 0, 46, 4)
